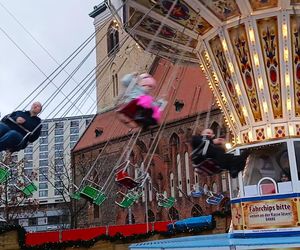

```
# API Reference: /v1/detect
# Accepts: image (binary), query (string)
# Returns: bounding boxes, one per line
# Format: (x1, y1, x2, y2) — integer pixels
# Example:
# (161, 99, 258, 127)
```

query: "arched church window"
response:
(107, 21, 119, 56)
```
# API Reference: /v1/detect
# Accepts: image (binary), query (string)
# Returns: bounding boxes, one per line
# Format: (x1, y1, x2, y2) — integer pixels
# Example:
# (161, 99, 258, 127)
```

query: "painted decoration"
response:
(290, 15, 300, 117)
(255, 128, 266, 141)
(257, 17, 283, 119)
(129, 10, 198, 49)
(134, 0, 212, 35)
(242, 132, 250, 143)
(274, 126, 286, 138)
(231, 203, 244, 230)
(199, 0, 240, 21)
(229, 24, 263, 122)
(136, 35, 198, 61)
(209, 35, 246, 126)
(249, 0, 278, 11)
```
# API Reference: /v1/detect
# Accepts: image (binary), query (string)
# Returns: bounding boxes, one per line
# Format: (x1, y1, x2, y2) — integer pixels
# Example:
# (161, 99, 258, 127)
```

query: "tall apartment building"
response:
(7, 114, 94, 231)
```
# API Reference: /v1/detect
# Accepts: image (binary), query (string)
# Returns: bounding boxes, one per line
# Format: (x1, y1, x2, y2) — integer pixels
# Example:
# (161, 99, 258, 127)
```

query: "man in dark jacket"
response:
(0, 102, 42, 152)
(191, 128, 248, 178)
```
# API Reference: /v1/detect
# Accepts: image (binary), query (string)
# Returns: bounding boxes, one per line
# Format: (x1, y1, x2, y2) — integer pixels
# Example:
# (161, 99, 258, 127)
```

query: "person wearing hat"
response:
(120, 73, 164, 128)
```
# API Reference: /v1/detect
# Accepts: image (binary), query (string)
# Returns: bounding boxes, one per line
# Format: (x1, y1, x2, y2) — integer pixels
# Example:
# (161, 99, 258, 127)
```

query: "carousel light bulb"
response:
(282, 23, 288, 38)
(285, 73, 290, 88)
(249, 28, 255, 43)
(258, 77, 264, 90)
(221, 39, 228, 52)
(248, 130, 253, 141)
(284, 48, 289, 62)
(242, 107, 248, 117)
(263, 101, 268, 113)
(267, 127, 272, 138)
(235, 84, 241, 96)
(289, 124, 294, 135)
(254, 53, 259, 67)
(229, 62, 234, 74)
(225, 143, 232, 150)
(287, 98, 292, 111)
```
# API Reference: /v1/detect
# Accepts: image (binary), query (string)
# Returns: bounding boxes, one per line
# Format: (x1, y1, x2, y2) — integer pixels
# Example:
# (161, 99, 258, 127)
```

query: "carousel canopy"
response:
(115, 0, 300, 144)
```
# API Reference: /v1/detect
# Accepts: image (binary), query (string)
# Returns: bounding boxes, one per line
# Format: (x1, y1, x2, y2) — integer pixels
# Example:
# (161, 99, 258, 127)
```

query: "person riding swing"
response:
(191, 128, 248, 178)
(0, 102, 42, 152)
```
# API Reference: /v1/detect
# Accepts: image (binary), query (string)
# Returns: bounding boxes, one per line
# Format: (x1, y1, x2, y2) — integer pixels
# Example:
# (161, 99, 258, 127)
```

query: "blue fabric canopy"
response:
(168, 215, 213, 232)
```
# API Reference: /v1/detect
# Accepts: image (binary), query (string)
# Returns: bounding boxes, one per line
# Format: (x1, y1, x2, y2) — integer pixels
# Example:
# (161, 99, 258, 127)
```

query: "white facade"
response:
(7, 114, 93, 231)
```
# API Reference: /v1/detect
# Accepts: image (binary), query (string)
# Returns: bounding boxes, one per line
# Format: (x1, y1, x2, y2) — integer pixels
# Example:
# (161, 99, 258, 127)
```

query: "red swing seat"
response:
(116, 99, 155, 128)
(115, 169, 139, 189)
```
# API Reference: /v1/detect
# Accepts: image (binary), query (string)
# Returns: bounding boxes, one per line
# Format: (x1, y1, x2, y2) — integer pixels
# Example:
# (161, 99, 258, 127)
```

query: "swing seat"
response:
(191, 189, 204, 198)
(21, 183, 37, 197)
(94, 192, 107, 206)
(115, 170, 139, 189)
(193, 159, 222, 176)
(158, 196, 176, 208)
(116, 99, 157, 128)
(0, 164, 10, 184)
(80, 185, 102, 200)
(206, 193, 224, 205)
(115, 191, 142, 208)
(70, 191, 81, 200)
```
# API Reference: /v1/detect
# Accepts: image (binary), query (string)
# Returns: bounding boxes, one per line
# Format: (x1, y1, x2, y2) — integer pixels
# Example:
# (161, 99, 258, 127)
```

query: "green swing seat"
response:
(115, 191, 142, 208)
(21, 182, 37, 197)
(79, 185, 107, 206)
(158, 196, 175, 208)
(0, 165, 10, 184)
(70, 191, 81, 200)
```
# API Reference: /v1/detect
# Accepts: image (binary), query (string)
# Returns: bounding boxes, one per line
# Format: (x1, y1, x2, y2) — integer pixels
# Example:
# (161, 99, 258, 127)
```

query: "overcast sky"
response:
(0, 0, 101, 119)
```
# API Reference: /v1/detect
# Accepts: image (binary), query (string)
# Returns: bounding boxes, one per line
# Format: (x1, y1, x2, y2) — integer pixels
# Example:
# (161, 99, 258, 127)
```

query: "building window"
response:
(40, 130, 48, 137)
(55, 151, 64, 158)
(55, 128, 64, 136)
(170, 172, 175, 197)
(41, 123, 48, 130)
(40, 145, 48, 152)
(39, 137, 48, 144)
(107, 22, 119, 56)
(39, 152, 48, 159)
(39, 190, 48, 197)
(146, 209, 155, 222)
(55, 189, 63, 196)
(94, 204, 99, 219)
(70, 134, 79, 142)
(86, 119, 91, 126)
(39, 159, 48, 167)
(55, 122, 63, 128)
(169, 207, 179, 220)
(48, 216, 59, 225)
(177, 154, 182, 197)
(39, 183, 48, 189)
(55, 143, 64, 151)
(185, 152, 191, 195)
(24, 146, 33, 154)
(39, 167, 48, 175)
(39, 174, 48, 182)
(55, 136, 64, 143)
(112, 71, 119, 97)
(70, 127, 79, 134)
(70, 120, 79, 127)
(24, 161, 33, 169)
